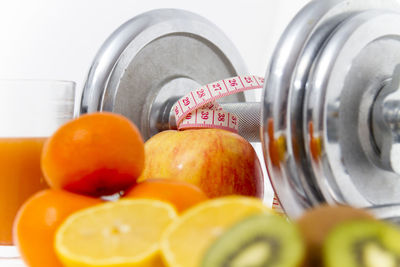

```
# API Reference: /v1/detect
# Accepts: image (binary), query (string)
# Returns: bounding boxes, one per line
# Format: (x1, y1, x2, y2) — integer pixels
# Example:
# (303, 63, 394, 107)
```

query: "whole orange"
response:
(13, 189, 102, 267)
(123, 178, 208, 213)
(41, 112, 144, 197)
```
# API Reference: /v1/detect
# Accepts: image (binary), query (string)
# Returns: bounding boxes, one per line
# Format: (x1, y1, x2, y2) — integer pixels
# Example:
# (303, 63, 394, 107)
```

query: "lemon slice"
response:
(55, 199, 178, 267)
(160, 196, 272, 267)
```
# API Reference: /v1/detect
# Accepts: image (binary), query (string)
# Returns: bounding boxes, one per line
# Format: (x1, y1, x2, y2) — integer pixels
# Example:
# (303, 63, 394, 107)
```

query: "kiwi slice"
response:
(324, 220, 400, 267)
(297, 204, 375, 266)
(201, 214, 305, 267)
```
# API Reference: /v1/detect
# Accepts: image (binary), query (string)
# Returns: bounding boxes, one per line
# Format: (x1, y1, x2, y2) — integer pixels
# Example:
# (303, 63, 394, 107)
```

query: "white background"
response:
(0, 0, 309, 265)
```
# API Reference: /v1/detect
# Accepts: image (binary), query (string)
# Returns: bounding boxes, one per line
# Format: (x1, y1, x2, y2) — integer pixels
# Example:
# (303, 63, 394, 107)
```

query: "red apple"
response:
(138, 129, 263, 198)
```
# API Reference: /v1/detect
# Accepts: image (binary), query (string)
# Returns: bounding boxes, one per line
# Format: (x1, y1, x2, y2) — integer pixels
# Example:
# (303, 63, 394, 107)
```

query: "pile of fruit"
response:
(13, 112, 400, 267)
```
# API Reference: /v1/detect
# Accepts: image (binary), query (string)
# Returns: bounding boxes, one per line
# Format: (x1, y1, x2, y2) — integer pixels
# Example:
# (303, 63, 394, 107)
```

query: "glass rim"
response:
(0, 79, 76, 137)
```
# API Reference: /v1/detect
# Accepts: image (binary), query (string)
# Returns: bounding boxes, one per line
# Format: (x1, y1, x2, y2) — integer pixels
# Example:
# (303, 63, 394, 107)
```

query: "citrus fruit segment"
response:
(160, 196, 272, 267)
(55, 199, 177, 267)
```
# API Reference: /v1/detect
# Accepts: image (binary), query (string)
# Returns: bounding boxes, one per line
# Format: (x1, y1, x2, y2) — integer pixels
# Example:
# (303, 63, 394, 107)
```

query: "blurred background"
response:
(0, 0, 309, 87)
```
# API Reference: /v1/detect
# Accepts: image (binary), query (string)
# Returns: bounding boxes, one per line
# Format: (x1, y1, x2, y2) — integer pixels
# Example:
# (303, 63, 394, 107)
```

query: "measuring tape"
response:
(173, 75, 264, 132)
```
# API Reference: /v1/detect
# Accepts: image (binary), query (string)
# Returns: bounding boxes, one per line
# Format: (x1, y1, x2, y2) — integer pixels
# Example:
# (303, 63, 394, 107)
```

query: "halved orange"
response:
(55, 199, 177, 267)
(160, 196, 273, 267)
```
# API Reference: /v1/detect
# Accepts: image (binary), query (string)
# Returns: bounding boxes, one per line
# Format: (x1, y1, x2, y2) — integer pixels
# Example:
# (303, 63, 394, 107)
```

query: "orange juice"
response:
(0, 137, 48, 244)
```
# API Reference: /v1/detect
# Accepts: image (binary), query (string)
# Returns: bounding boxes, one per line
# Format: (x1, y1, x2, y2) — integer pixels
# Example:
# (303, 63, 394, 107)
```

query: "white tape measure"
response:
(173, 75, 264, 132)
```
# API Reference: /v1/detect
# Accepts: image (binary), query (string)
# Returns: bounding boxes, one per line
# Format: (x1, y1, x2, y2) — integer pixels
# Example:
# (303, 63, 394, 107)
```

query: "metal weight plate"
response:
(305, 10, 400, 216)
(80, 9, 250, 140)
(262, 0, 400, 219)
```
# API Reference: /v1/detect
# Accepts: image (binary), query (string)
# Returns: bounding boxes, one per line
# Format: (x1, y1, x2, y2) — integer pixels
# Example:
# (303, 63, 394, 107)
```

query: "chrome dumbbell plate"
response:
(263, 0, 400, 218)
(80, 9, 253, 141)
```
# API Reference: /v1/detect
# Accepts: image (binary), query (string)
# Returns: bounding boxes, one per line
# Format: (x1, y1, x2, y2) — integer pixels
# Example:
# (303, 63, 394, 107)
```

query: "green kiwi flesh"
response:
(201, 214, 305, 267)
(324, 220, 400, 267)
(296, 204, 375, 266)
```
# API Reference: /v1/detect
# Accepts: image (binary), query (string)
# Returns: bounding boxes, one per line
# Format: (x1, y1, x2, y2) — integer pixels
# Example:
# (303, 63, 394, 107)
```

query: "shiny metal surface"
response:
(262, 0, 352, 219)
(262, 0, 400, 219)
(221, 102, 261, 142)
(373, 65, 400, 175)
(369, 204, 400, 224)
(305, 10, 400, 209)
(163, 101, 262, 142)
(81, 9, 250, 140)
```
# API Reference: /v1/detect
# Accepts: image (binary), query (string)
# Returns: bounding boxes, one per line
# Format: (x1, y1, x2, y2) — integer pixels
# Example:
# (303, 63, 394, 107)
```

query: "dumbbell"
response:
(80, 0, 400, 221)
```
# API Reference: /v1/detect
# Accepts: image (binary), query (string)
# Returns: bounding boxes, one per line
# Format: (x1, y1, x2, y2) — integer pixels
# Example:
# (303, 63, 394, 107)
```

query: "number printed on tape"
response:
(174, 75, 264, 133)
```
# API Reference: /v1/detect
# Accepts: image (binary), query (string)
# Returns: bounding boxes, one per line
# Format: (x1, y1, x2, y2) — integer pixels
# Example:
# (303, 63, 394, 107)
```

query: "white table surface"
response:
(1, 259, 25, 267)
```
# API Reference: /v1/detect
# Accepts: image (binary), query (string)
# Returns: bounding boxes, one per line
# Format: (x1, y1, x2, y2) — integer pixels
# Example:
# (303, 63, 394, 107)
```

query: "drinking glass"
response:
(0, 80, 75, 258)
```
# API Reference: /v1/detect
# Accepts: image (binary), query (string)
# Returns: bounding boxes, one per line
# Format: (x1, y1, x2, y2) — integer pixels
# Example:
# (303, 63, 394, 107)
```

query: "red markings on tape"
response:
(173, 75, 264, 132)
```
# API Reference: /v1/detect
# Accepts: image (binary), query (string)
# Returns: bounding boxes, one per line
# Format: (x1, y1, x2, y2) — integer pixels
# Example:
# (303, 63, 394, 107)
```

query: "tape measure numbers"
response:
(173, 75, 264, 132)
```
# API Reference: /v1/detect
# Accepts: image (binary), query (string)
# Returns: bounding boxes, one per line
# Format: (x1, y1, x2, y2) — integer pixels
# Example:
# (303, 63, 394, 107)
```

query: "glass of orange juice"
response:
(0, 80, 75, 258)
